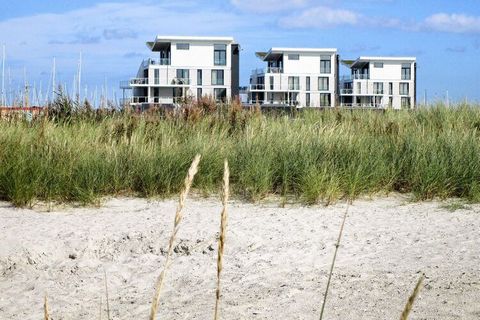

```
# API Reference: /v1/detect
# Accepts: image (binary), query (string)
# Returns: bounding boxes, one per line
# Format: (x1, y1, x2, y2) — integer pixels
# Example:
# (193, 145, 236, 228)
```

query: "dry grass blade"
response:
(149, 154, 202, 320)
(319, 203, 349, 320)
(214, 159, 230, 320)
(104, 269, 111, 320)
(44, 294, 50, 320)
(400, 274, 425, 320)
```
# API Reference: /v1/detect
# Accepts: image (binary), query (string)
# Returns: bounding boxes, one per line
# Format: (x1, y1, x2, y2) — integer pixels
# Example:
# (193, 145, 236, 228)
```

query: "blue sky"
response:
(0, 0, 479, 104)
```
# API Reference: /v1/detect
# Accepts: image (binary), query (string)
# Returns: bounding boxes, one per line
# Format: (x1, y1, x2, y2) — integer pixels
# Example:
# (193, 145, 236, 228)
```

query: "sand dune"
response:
(0, 196, 479, 319)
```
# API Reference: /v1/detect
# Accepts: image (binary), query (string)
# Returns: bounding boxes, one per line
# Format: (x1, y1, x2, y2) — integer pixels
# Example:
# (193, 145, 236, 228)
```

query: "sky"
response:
(0, 0, 479, 104)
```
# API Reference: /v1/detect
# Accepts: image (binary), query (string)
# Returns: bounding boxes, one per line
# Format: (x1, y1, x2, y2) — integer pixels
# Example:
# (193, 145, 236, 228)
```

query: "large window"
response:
(389, 82, 393, 95)
(306, 77, 310, 91)
(320, 93, 331, 107)
(176, 69, 190, 83)
(401, 97, 411, 108)
(214, 88, 227, 102)
(154, 69, 159, 85)
(400, 83, 409, 95)
(197, 88, 202, 99)
(306, 93, 310, 107)
(214, 44, 227, 66)
(320, 55, 331, 74)
(318, 77, 329, 91)
(374, 82, 384, 94)
(269, 76, 274, 90)
(288, 76, 300, 90)
(197, 69, 202, 85)
(401, 63, 411, 80)
(212, 70, 224, 85)
(176, 43, 190, 50)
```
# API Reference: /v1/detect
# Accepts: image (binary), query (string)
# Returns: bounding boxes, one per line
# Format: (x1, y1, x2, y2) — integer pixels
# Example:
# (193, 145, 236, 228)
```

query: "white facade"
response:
(248, 48, 338, 108)
(121, 36, 240, 107)
(339, 57, 417, 109)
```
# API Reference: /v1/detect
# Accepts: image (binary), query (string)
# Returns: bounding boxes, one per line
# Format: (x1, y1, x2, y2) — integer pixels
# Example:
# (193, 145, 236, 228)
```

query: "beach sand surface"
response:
(0, 196, 479, 319)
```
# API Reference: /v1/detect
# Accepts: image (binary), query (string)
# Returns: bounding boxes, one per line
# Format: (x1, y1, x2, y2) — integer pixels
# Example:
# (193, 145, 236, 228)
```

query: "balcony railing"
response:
(171, 78, 190, 85)
(266, 67, 283, 73)
(252, 67, 284, 75)
(250, 84, 265, 90)
(340, 89, 353, 95)
(341, 74, 370, 81)
(130, 78, 149, 85)
(123, 96, 182, 105)
(143, 58, 171, 66)
(340, 103, 384, 109)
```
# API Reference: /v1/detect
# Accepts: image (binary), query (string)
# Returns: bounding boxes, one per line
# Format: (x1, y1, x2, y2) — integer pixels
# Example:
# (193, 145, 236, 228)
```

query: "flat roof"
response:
(257, 47, 337, 61)
(155, 35, 234, 42)
(147, 35, 235, 51)
(356, 56, 416, 61)
(344, 56, 416, 69)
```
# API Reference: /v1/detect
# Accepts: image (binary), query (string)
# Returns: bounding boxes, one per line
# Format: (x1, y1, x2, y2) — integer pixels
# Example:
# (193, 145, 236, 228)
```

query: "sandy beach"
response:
(0, 196, 479, 319)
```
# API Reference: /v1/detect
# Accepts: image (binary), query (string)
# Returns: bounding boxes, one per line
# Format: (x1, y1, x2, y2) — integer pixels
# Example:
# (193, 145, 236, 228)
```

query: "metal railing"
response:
(250, 84, 265, 90)
(171, 78, 190, 85)
(340, 103, 384, 109)
(252, 67, 284, 75)
(340, 89, 353, 94)
(122, 96, 181, 105)
(341, 74, 370, 81)
(144, 58, 171, 66)
(266, 67, 283, 73)
(129, 78, 149, 85)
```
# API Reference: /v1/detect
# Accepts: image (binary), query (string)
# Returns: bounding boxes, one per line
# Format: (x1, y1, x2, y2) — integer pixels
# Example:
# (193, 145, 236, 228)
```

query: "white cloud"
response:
(231, 0, 309, 13)
(423, 13, 480, 34)
(280, 6, 359, 28)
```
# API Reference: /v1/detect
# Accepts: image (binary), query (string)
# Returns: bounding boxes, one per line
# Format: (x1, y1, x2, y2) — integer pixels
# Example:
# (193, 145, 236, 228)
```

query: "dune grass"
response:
(1, 103, 480, 206)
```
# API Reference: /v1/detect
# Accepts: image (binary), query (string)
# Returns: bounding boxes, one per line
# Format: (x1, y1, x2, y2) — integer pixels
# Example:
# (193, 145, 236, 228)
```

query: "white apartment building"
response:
(121, 36, 240, 108)
(339, 57, 417, 109)
(248, 48, 339, 108)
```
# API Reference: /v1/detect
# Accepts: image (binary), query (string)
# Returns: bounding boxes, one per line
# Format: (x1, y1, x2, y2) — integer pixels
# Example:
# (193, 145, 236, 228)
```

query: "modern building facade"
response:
(339, 57, 416, 109)
(248, 48, 339, 108)
(121, 37, 417, 109)
(121, 36, 240, 108)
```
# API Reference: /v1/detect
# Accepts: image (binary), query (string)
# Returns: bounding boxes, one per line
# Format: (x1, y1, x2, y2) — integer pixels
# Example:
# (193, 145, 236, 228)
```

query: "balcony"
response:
(340, 103, 385, 109)
(122, 96, 181, 105)
(340, 74, 370, 81)
(250, 84, 265, 91)
(170, 78, 190, 85)
(129, 78, 149, 86)
(340, 89, 353, 95)
(143, 58, 171, 66)
(249, 84, 301, 91)
(252, 67, 284, 75)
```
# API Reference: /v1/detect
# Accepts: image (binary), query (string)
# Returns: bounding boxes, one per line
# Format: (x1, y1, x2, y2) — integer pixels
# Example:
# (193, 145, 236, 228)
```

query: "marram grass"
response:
(2, 104, 480, 206)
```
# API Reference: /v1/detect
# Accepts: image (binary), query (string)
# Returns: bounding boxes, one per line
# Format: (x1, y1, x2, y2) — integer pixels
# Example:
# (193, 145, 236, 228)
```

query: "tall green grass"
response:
(1, 103, 480, 206)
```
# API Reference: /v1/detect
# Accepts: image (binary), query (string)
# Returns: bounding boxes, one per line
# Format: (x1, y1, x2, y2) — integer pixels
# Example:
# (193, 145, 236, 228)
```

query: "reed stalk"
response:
(149, 154, 202, 320)
(214, 160, 230, 320)
(319, 204, 349, 320)
(44, 294, 50, 320)
(400, 274, 424, 320)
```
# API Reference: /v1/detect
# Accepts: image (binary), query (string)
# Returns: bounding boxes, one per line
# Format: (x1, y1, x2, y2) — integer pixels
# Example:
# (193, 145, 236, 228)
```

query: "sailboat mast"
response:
(0, 44, 6, 106)
(1, 44, 5, 106)
(52, 57, 56, 100)
(78, 51, 82, 104)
